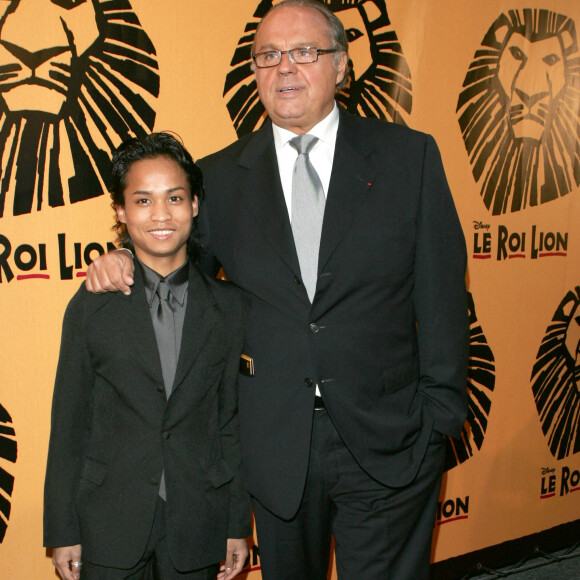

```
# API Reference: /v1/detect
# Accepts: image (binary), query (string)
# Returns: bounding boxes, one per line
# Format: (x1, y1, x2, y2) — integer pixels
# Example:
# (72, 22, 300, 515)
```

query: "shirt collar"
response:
(272, 101, 339, 150)
(137, 259, 189, 308)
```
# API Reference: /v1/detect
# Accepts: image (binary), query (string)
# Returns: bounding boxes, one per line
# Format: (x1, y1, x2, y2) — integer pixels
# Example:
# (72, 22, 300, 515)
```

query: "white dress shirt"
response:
(272, 102, 340, 221)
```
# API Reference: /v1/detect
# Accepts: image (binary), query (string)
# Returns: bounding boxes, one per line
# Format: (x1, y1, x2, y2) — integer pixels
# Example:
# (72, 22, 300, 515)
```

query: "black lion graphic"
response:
(457, 9, 580, 215)
(224, 0, 412, 137)
(444, 292, 496, 471)
(531, 286, 580, 459)
(0, 404, 16, 542)
(0, 0, 159, 217)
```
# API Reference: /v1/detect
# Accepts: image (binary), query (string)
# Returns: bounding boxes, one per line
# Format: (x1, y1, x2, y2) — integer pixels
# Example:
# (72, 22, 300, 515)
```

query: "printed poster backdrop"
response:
(0, 1, 579, 578)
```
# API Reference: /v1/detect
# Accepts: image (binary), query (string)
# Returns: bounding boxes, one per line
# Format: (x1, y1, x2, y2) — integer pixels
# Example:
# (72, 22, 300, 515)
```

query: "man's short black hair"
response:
(110, 132, 204, 263)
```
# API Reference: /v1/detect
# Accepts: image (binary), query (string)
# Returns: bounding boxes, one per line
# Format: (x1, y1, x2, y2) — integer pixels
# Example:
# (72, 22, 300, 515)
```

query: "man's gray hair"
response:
(253, 0, 350, 89)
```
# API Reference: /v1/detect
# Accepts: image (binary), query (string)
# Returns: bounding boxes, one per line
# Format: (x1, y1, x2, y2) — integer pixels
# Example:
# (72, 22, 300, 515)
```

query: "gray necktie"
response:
(290, 134, 326, 302)
(153, 279, 177, 501)
(153, 279, 177, 397)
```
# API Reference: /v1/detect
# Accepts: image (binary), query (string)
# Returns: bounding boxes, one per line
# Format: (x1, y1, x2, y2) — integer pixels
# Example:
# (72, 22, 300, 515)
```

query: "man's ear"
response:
(336, 51, 348, 86)
(116, 204, 126, 224)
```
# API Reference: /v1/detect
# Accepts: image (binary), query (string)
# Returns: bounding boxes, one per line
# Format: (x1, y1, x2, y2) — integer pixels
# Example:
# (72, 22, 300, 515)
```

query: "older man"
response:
(87, 1, 468, 578)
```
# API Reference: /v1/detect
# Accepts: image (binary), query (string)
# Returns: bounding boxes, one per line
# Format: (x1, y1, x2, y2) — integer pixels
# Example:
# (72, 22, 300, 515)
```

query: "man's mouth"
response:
(149, 229, 175, 238)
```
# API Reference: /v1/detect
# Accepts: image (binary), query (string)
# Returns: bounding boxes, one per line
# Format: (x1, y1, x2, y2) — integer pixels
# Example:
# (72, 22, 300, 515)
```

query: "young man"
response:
(44, 133, 250, 580)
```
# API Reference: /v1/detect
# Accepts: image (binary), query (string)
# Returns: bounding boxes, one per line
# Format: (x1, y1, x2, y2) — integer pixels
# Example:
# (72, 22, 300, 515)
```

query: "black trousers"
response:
(81, 498, 220, 580)
(252, 409, 446, 580)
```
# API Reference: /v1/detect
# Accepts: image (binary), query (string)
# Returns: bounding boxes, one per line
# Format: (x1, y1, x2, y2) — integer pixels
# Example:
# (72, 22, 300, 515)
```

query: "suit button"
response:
(157, 385, 164, 393)
(162, 431, 171, 440)
(310, 323, 319, 333)
(304, 378, 313, 388)
(294, 275, 302, 285)
(150, 478, 158, 486)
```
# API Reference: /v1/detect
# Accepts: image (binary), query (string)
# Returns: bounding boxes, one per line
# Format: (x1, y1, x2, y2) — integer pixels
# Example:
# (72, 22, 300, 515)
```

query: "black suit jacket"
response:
(44, 263, 251, 571)
(198, 109, 469, 521)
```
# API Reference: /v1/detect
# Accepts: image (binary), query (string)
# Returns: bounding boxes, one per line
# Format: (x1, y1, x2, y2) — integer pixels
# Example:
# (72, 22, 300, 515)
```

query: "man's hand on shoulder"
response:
(85, 248, 135, 295)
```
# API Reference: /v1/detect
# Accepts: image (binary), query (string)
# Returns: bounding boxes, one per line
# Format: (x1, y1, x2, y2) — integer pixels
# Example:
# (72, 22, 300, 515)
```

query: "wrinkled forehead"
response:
(254, 6, 332, 50)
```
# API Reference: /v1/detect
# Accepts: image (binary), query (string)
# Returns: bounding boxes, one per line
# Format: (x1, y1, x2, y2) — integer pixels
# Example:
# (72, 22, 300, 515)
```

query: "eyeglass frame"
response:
(252, 46, 339, 68)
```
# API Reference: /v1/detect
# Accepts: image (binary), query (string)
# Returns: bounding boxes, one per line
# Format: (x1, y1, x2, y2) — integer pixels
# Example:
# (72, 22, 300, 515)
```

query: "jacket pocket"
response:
(202, 358, 226, 382)
(381, 356, 419, 396)
(80, 457, 109, 486)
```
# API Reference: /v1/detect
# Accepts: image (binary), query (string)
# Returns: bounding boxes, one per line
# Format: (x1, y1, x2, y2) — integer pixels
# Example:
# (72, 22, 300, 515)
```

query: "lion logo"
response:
(531, 287, 580, 459)
(224, 0, 412, 137)
(457, 9, 580, 215)
(0, 403, 16, 542)
(0, 0, 159, 217)
(444, 292, 495, 471)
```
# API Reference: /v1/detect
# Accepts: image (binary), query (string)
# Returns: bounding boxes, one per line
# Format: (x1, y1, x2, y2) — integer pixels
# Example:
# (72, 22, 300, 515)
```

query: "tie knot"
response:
(156, 279, 171, 302)
(290, 134, 318, 155)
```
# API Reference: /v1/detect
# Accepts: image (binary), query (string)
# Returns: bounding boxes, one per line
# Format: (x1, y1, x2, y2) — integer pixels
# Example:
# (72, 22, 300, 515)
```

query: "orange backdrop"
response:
(1, 1, 579, 578)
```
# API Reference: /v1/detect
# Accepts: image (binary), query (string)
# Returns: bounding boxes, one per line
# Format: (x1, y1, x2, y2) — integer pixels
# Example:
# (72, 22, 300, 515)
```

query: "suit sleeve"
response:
(218, 290, 252, 539)
(414, 135, 469, 438)
(44, 286, 95, 547)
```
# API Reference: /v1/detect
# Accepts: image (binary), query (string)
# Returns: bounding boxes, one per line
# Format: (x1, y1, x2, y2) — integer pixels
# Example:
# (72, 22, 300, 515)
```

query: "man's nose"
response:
(152, 203, 171, 221)
(277, 51, 296, 73)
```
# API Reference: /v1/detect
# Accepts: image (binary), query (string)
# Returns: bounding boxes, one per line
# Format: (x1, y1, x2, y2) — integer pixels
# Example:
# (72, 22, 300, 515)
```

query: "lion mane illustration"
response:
(457, 9, 580, 215)
(0, 404, 16, 542)
(531, 286, 580, 459)
(224, 0, 412, 137)
(0, 0, 159, 217)
(444, 292, 495, 471)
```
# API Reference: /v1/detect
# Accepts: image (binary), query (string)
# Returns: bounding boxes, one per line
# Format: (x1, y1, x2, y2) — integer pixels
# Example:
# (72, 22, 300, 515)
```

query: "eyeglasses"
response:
(252, 47, 338, 68)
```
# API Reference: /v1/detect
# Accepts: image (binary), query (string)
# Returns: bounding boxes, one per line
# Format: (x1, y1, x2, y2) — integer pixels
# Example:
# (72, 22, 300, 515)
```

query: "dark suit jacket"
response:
(198, 109, 469, 521)
(44, 263, 251, 571)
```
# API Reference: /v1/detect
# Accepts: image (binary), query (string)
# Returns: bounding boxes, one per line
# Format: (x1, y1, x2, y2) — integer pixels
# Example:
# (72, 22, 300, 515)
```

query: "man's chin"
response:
(269, 106, 309, 132)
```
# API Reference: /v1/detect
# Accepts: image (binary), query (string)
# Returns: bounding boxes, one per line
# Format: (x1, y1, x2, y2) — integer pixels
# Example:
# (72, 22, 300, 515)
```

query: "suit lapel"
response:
(115, 266, 163, 385)
(318, 110, 376, 274)
(238, 121, 301, 275)
(172, 263, 219, 394)
(236, 113, 376, 295)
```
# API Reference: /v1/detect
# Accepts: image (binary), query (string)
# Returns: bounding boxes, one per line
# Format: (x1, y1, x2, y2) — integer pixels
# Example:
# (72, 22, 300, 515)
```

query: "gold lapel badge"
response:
(240, 354, 255, 376)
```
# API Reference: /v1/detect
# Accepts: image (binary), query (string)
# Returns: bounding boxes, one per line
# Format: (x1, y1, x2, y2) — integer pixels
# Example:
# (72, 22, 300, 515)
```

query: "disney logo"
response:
(473, 221, 490, 230)
(541, 467, 555, 475)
